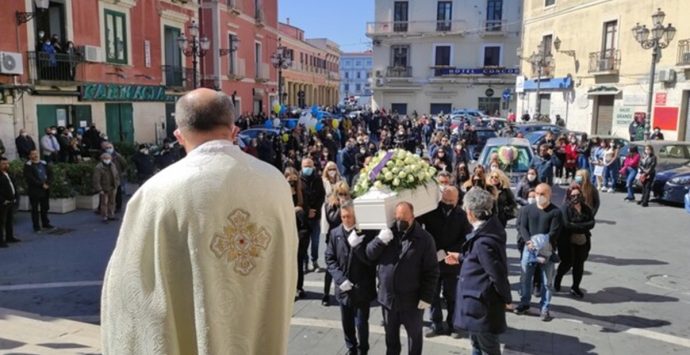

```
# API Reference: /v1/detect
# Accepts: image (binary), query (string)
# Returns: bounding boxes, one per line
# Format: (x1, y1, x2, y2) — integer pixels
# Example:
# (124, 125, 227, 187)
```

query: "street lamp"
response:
(632, 8, 676, 140)
(177, 20, 210, 89)
(271, 38, 292, 106)
(518, 40, 554, 119)
(16, 0, 49, 25)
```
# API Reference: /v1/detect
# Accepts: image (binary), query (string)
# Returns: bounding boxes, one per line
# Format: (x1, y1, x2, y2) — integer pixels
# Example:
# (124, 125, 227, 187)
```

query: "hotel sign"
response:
(80, 83, 176, 102)
(437, 67, 520, 76)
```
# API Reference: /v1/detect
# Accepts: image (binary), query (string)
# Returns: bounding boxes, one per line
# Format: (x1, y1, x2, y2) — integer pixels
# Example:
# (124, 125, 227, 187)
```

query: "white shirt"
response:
(2, 172, 14, 196)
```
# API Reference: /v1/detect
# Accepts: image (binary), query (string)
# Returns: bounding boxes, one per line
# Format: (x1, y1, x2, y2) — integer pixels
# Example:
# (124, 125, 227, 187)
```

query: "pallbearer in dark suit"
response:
(325, 201, 377, 355)
(0, 157, 20, 247)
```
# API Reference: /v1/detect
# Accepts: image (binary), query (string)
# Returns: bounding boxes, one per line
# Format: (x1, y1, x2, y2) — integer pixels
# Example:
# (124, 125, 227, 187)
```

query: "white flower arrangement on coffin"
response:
(352, 149, 440, 230)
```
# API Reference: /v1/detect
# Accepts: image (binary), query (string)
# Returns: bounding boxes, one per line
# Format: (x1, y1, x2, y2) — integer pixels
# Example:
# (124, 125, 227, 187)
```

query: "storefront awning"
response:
(587, 86, 621, 96)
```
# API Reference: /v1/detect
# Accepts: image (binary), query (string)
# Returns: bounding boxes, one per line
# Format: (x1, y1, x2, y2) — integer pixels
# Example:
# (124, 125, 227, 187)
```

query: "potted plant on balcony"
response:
(65, 161, 100, 210)
(48, 163, 76, 214)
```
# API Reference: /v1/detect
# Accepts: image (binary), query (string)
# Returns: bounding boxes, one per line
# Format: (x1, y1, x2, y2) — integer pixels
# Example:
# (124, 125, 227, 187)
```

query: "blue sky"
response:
(278, 0, 373, 52)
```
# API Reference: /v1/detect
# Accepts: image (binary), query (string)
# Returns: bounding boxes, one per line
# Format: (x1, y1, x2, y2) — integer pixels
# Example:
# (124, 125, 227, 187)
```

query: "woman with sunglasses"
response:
(486, 169, 517, 227)
(323, 181, 352, 306)
(555, 183, 595, 298)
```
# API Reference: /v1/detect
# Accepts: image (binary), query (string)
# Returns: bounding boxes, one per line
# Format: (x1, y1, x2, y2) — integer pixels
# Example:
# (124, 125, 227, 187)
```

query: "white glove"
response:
(339, 279, 354, 292)
(377, 229, 394, 245)
(347, 230, 365, 247)
(417, 300, 431, 310)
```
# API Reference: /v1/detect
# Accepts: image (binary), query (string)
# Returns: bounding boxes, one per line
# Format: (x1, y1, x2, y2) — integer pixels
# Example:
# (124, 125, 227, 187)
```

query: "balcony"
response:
(327, 71, 340, 81)
(366, 20, 465, 37)
(481, 19, 507, 36)
(589, 49, 620, 74)
(255, 8, 265, 27)
(256, 62, 270, 83)
(228, 58, 246, 80)
(677, 39, 690, 67)
(161, 65, 195, 91)
(386, 66, 412, 78)
(531, 64, 555, 79)
(27, 51, 84, 85)
(226, 0, 242, 15)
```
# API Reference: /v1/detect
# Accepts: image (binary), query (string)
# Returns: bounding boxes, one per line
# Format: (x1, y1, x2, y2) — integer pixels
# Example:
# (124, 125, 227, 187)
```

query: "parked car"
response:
(654, 162, 690, 204)
(617, 140, 690, 190)
(478, 117, 509, 131)
(237, 128, 282, 149)
(468, 128, 499, 160)
(514, 123, 565, 136)
(450, 109, 487, 126)
(525, 130, 550, 152)
(474, 137, 535, 187)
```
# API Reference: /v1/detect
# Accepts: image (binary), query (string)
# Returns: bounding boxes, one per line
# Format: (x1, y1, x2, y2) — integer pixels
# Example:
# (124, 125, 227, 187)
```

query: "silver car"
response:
(474, 137, 535, 186)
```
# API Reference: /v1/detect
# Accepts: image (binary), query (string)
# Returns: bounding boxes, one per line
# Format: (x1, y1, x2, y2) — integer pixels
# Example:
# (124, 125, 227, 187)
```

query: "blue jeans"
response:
(470, 332, 502, 355)
(520, 250, 555, 313)
(603, 163, 619, 188)
(625, 167, 638, 199)
(307, 219, 321, 263)
(577, 155, 589, 171)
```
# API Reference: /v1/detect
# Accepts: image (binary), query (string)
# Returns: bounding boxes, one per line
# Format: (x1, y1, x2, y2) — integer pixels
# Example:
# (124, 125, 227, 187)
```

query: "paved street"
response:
(1, 188, 690, 354)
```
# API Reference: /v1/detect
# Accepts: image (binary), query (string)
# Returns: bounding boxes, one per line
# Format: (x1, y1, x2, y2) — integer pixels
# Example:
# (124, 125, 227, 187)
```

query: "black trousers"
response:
(556, 238, 591, 290)
(0, 202, 14, 243)
(641, 173, 655, 204)
(340, 303, 371, 353)
(382, 306, 424, 355)
(29, 195, 50, 230)
(115, 184, 123, 212)
(430, 272, 457, 330)
(296, 231, 310, 291)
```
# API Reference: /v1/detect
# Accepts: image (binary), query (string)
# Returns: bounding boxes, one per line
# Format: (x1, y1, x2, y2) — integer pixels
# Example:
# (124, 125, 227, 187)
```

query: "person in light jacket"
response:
(93, 153, 120, 223)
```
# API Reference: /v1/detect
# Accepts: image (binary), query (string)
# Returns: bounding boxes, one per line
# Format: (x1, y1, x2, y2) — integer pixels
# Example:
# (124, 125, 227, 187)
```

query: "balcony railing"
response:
(366, 20, 465, 36)
(589, 49, 620, 73)
(677, 39, 690, 66)
(27, 51, 83, 84)
(483, 19, 506, 33)
(229, 58, 246, 80)
(256, 62, 270, 82)
(161, 65, 195, 90)
(255, 8, 265, 26)
(531, 64, 554, 78)
(386, 66, 412, 78)
(226, 0, 242, 14)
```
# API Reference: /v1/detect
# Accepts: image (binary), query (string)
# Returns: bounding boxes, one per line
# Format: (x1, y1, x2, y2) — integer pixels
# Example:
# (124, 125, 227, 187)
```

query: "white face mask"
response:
(527, 174, 536, 182)
(327, 171, 336, 178)
(103, 159, 112, 165)
(536, 195, 548, 207)
(528, 197, 536, 205)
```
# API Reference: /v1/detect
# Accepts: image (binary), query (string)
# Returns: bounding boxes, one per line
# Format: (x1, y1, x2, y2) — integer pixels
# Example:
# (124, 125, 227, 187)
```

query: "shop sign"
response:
(80, 83, 176, 102)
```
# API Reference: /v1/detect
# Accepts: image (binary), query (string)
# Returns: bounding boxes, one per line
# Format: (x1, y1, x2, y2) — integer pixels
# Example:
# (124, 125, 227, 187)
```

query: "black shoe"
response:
(7, 238, 21, 243)
(321, 295, 330, 306)
(296, 289, 306, 299)
(637, 201, 643, 205)
(540, 310, 553, 322)
(43, 224, 55, 230)
(33, 228, 42, 233)
(554, 277, 562, 292)
(514, 305, 530, 315)
(451, 330, 464, 339)
(641, 203, 649, 207)
(0, 243, 8, 248)
(108, 216, 119, 221)
(570, 288, 584, 298)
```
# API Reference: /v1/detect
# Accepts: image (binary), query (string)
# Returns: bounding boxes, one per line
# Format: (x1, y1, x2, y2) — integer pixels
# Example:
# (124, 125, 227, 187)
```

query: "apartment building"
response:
(340, 51, 373, 106)
(367, 0, 522, 115)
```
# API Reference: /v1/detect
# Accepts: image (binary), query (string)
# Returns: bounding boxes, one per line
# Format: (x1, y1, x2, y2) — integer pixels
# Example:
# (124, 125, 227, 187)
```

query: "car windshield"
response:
(482, 145, 533, 173)
(656, 144, 690, 159)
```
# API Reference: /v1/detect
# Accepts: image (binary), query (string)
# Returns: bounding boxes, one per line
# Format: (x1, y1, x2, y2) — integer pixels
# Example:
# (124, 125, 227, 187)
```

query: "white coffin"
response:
(354, 182, 440, 230)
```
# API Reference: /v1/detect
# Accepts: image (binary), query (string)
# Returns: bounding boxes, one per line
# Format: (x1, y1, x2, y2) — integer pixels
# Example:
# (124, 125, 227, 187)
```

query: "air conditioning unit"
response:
(82, 45, 103, 63)
(658, 70, 667, 82)
(0, 52, 24, 75)
(659, 69, 677, 83)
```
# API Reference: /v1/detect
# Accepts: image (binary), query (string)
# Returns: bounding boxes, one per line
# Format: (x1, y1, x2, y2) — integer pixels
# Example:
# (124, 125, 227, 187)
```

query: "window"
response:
(545, 0, 555, 6)
(255, 42, 261, 77)
(104, 9, 128, 64)
(602, 20, 618, 53)
(434, 45, 451, 66)
(356, 84, 361, 92)
(541, 34, 553, 57)
(367, 59, 372, 66)
(391, 45, 410, 67)
(437, 1, 452, 31)
(486, 0, 503, 31)
(355, 60, 362, 67)
(484, 46, 501, 66)
(343, 59, 351, 67)
(34, 1, 66, 50)
(345, 71, 349, 79)
(356, 71, 361, 79)
(228, 34, 237, 74)
(394, 1, 408, 32)
(344, 84, 350, 92)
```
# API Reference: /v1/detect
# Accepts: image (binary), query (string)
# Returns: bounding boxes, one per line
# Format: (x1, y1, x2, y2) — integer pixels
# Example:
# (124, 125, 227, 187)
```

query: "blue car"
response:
(653, 162, 690, 204)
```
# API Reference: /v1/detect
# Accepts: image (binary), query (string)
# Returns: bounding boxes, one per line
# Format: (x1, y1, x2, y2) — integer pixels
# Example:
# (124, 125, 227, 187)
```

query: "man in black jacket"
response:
(300, 157, 326, 271)
(446, 187, 512, 355)
(325, 202, 377, 355)
(15, 129, 37, 160)
(24, 150, 54, 232)
(0, 157, 20, 247)
(418, 187, 472, 337)
(366, 202, 439, 355)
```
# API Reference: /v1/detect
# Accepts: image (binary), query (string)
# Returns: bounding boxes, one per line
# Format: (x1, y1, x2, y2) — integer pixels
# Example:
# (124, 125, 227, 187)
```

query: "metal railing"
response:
(366, 20, 465, 35)
(229, 58, 246, 79)
(531, 64, 555, 78)
(483, 19, 506, 33)
(589, 49, 620, 73)
(677, 39, 690, 65)
(255, 8, 265, 25)
(386, 66, 412, 78)
(227, 0, 242, 13)
(161, 65, 194, 90)
(27, 51, 83, 84)
(256, 62, 270, 82)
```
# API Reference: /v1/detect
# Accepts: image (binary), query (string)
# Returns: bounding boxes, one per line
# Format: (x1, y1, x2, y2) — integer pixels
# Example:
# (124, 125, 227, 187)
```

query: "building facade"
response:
(519, 0, 690, 141)
(340, 51, 373, 106)
(367, 0, 522, 116)
(0, 0, 278, 160)
(278, 21, 340, 108)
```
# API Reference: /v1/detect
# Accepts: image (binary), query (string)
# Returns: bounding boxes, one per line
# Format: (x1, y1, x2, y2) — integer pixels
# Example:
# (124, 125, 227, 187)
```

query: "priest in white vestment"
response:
(101, 88, 298, 355)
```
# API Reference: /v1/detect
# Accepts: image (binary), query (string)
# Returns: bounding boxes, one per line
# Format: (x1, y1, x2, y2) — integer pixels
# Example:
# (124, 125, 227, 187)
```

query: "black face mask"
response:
(440, 202, 455, 214)
(396, 220, 410, 232)
(569, 195, 583, 205)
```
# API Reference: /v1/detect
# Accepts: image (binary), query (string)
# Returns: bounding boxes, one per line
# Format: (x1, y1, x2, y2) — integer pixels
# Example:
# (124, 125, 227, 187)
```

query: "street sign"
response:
(502, 88, 511, 100)
(486, 88, 495, 97)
